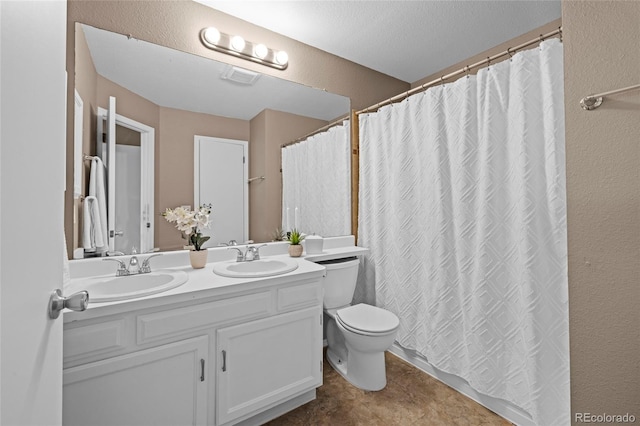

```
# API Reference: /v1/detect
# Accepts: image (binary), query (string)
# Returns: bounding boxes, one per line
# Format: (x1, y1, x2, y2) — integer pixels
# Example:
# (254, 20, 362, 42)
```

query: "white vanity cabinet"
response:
(63, 336, 209, 426)
(62, 273, 324, 426)
(216, 306, 322, 425)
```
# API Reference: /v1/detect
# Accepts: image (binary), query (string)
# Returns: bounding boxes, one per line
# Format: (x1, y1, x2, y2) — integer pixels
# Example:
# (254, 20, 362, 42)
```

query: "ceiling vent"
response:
(220, 65, 261, 86)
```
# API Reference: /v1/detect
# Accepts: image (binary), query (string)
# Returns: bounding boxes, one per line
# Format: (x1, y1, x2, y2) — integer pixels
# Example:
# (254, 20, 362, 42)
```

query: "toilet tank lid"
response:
(336, 303, 399, 334)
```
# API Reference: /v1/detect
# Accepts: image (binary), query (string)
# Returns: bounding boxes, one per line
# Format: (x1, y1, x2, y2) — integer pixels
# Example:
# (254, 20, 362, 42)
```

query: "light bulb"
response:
(275, 50, 289, 66)
(230, 35, 246, 52)
(253, 43, 268, 59)
(203, 27, 220, 45)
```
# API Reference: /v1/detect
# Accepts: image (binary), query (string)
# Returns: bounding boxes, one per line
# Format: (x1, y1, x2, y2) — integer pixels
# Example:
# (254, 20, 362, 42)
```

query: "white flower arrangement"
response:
(163, 204, 212, 251)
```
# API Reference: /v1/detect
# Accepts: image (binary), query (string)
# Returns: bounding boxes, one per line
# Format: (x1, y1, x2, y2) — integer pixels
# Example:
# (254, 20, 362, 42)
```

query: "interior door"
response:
(0, 0, 66, 423)
(194, 136, 248, 247)
(106, 96, 117, 252)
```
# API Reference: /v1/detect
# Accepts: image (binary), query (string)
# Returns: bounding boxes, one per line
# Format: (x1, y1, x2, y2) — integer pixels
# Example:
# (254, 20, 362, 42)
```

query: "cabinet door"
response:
(217, 306, 322, 425)
(63, 336, 208, 426)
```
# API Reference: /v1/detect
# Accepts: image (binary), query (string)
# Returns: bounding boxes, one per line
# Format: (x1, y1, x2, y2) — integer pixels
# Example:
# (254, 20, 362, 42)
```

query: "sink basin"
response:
(75, 270, 189, 303)
(212, 258, 298, 278)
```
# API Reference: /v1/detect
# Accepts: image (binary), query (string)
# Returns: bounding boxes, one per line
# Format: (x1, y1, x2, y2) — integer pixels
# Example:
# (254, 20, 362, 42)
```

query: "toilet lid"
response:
(336, 303, 399, 334)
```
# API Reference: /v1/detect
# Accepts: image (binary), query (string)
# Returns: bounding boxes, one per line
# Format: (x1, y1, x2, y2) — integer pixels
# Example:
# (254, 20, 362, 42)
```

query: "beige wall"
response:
(249, 110, 327, 242)
(562, 1, 640, 422)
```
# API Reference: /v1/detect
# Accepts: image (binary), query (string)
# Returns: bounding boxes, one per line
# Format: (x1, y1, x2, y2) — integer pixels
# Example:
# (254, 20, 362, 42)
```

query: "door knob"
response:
(48, 289, 89, 319)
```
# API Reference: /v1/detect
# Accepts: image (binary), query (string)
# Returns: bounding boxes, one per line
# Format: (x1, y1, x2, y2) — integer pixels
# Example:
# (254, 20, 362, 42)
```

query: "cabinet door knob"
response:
(221, 350, 227, 372)
(200, 359, 205, 382)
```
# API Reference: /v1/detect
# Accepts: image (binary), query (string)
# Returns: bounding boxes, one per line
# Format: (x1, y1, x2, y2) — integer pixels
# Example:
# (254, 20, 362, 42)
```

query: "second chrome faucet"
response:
(228, 244, 267, 262)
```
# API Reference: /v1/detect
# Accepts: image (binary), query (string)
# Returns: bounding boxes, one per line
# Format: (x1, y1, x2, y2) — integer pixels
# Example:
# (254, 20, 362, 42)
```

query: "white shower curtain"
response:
(282, 121, 351, 237)
(358, 39, 568, 425)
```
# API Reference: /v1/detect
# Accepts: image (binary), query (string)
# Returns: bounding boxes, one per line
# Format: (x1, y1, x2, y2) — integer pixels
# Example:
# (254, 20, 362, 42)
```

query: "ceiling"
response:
(194, 0, 561, 83)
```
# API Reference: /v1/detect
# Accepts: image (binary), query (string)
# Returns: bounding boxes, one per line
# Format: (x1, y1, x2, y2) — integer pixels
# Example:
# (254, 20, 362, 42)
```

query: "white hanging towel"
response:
(82, 195, 105, 250)
(86, 157, 108, 252)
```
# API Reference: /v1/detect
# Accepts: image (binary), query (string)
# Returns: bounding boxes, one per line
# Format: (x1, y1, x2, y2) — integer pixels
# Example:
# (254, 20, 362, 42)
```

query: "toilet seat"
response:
(335, 303, 399, 335)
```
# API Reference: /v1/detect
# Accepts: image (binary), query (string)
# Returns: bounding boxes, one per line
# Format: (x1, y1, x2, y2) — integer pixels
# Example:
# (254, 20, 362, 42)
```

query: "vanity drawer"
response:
(137, 291, 272, 344)
(64, 319, 127, 362)
(277, 281, 322, 312)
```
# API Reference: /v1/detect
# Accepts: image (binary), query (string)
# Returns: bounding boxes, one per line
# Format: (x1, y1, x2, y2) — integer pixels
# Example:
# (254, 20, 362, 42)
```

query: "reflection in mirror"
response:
(70, 23, 350, 258)
(281, 120, 352, 239)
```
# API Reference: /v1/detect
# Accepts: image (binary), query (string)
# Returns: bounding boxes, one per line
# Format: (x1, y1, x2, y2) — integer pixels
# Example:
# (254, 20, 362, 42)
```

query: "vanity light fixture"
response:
(200, 26, 289, 70)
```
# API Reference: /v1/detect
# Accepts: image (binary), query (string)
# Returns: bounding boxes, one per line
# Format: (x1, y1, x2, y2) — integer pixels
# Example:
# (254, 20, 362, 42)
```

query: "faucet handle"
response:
(102, 258, 130, 276)
(228, 247, 244, 262)
(140, 253, 163, 273)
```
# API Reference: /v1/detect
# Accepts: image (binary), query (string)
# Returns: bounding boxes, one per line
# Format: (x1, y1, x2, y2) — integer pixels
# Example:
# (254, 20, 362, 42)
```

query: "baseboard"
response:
(388, 343, 535, 426)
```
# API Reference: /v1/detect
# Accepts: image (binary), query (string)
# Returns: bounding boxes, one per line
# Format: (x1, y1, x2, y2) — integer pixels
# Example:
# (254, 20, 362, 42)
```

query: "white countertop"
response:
(64, 236, 368, 321)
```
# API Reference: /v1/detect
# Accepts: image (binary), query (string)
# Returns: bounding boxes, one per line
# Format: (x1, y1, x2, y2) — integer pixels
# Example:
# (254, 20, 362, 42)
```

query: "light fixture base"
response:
(200, 28, 288, 70)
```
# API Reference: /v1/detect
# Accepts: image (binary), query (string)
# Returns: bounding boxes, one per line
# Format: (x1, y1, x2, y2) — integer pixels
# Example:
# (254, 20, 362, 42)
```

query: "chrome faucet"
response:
(103, 251, 163, 276)
(228, 244, 267, 262)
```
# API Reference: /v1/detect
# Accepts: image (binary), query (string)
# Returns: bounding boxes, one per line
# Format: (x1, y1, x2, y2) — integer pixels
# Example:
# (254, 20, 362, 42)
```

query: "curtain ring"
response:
(507, 47, 513, 60)
(464, 65, 471, 78)
(486, 57, 491, 70)
(558, 26, 563, 43)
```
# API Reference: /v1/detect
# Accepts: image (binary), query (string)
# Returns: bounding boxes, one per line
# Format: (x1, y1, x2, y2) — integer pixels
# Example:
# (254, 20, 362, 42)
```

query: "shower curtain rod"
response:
(281, 114, 350, 148)
(580, 83, 640, 110)
(357, 27, 563, 115)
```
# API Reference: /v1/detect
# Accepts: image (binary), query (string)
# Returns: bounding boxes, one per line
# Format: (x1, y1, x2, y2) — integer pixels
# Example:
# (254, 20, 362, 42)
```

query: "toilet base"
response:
(326, 346, 388, 391)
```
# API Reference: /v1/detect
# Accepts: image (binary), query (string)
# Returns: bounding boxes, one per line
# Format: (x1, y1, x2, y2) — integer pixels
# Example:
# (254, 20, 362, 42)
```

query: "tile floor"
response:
(266, 351, 511, 426)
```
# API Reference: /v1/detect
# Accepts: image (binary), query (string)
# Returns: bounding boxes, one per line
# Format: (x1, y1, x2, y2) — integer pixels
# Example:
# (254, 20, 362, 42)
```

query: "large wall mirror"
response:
(70, 23, 350, 258)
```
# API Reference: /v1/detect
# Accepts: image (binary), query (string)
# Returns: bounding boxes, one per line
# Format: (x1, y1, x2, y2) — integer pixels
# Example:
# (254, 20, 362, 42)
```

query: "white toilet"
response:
(317, 256, 400, 391)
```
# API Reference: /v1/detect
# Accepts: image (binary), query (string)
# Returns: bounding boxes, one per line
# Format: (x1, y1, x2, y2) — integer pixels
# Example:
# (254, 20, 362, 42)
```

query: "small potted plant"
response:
(287, 228, 305, 257)
(163, 204, 212, 268)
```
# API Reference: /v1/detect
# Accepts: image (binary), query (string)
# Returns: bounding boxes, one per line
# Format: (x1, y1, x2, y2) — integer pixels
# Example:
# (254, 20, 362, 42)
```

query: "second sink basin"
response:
(212, 258, 298, 278)
(73, 270, 189, 303)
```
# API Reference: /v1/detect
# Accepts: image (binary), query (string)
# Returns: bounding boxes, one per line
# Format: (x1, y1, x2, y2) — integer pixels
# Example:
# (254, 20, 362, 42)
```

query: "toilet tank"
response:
(316, 257, 360, 309)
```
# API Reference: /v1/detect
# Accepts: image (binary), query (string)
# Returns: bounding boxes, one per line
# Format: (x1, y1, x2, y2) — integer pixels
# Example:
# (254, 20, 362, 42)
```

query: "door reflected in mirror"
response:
(70, 23, 350, 258)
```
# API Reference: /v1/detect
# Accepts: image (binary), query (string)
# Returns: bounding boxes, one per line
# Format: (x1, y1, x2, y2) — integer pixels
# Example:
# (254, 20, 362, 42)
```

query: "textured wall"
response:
(562, 1, 640, 422)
